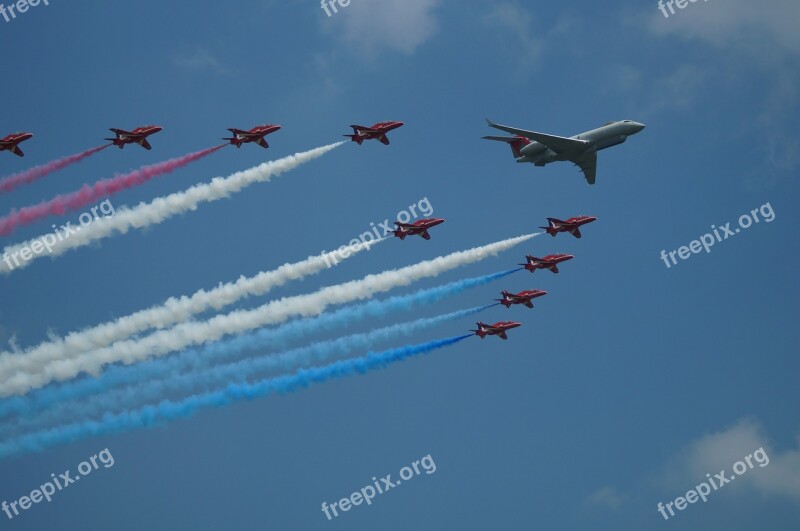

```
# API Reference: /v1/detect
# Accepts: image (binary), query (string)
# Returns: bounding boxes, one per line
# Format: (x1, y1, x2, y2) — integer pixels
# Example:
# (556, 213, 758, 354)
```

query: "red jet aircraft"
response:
(393, 218, 445, 240)
(540, 216, 597, 238)
(105, 125, 163, 150)
(223, 124, 281, 149)
(344, 121, 404, 145)
(521, 253, 574, 274)
(0, 132, 33, 157)
(496, 289, 547, 309)
(471, 321, 522, 340)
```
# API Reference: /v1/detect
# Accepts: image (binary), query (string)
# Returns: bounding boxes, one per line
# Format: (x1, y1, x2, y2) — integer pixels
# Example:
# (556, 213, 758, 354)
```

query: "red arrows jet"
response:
(393, 218, 445, 240)
(521, 253, 574, 273)
(471, 321, 522, 340)
(105, 125, 163, 150)
(223, 124, 281, 149)
(344, 121, 404, 145)
(496, 289, 547, 308)
(540, 216, 596, 238)
(0, 132, 33, 157)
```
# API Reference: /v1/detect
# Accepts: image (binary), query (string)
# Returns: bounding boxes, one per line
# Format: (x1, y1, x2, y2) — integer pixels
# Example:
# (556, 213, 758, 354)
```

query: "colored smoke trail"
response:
(0, 142, 345, 274)
(0, 233, 535, 395)
(0, 145, 225, 236)
(0, 270, 516, 419)
(0, 238, 385, 378)
(8, 306, 493, 431)
(0, 145, 110, 194)
(0, 335, 470, 459)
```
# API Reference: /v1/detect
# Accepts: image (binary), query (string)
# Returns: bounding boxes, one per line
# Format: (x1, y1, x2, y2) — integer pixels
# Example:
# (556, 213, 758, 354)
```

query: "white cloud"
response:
(658, 418, 800, 503)
(485, 3, 544, 67)
(647, 0, 800, 57)
(332, 0, 441, 55)
(636, 0, 800, 174)
(588, 486, 627, 509)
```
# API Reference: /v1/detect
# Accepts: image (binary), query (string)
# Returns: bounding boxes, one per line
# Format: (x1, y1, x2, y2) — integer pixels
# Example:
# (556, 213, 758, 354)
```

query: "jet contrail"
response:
(7, 307, 492, 433)
(0, 145, 110, 195)
(0, 233, 536, 395)
(0, 335, 470, 459)
(0, 145, 225, 236)
(0, 142, 345, 275)
(0, 270, 515, 419)
(0, 238, 385, 379)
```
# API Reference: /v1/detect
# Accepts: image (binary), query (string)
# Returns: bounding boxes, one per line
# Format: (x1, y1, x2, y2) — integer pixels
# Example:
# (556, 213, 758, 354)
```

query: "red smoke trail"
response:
(0, 145, 226, 236)
(0, 145, 110, 195)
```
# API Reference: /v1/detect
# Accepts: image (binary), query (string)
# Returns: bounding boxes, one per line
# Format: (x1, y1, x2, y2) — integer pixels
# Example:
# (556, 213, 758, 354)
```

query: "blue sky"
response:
(0, 0, 798, 529)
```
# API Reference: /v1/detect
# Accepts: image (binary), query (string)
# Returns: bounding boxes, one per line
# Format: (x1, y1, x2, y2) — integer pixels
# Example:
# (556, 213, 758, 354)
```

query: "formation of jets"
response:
(468, 214, 597, 340)
(0, 132, 33, 157)
(3, 121, 408, 157)
(483, 118, 644, 184)
(0, 114, 617, 350)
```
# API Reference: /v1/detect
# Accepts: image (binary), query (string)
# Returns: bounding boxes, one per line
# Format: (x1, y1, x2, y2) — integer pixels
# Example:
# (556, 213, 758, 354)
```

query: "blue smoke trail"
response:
(0, 269, 519, 420)
(0, 335, 472, 459)
(11, 306, 495, 432)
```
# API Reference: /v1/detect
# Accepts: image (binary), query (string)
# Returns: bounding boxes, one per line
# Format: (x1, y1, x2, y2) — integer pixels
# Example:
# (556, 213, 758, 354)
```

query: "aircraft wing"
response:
(485, 119, 588, 154)
(139, 138, 153, 150)
(109, 128, 131, 136)
(569, 148, 597, 184)
(420, 230, 431, 240)
(11, 145, 24, 157)
(350, 125, 378, 133)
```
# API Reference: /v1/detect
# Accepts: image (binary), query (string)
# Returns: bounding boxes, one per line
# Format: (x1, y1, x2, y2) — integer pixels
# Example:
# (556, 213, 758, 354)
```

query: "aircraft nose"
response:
(633, 122, 645, 132)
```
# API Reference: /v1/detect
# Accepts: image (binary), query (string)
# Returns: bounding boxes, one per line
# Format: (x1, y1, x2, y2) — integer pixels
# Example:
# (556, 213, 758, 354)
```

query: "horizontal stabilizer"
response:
(482, 135, 519, 143)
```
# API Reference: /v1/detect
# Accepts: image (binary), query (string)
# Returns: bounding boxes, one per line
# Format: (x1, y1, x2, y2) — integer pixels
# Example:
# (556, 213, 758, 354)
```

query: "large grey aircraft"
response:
(483, 119, 645, 184)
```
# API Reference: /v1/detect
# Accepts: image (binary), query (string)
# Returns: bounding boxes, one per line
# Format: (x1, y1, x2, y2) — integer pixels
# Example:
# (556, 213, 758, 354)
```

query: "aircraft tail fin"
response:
(471, 323, 487, 338)
(482, 135, 531, 158)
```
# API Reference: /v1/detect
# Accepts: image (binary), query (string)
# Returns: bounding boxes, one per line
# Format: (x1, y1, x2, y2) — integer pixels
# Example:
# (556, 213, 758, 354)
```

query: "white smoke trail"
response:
(0, 239, 382, 380)
(0, 142, 344, 275)
(0, 233, 537, 396)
